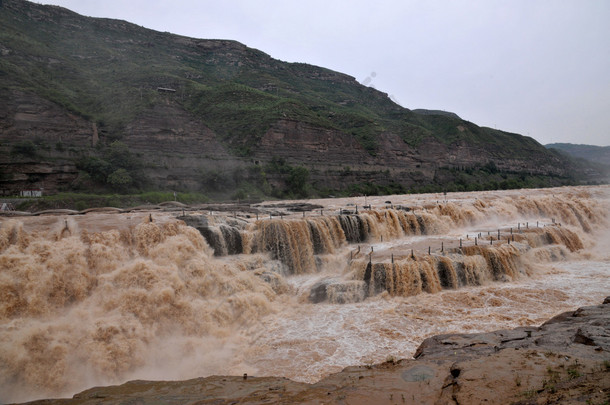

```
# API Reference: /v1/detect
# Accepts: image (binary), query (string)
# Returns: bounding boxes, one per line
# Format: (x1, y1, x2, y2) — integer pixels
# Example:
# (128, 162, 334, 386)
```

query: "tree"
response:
(78, 156, 112, 183)
(107, 168, 133, 191)
(287, 166, 310, 197)
(105, 141, 135, 169)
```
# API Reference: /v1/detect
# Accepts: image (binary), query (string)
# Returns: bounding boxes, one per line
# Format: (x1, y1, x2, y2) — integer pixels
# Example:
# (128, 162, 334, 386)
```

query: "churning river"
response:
(1, 186, 608, 403)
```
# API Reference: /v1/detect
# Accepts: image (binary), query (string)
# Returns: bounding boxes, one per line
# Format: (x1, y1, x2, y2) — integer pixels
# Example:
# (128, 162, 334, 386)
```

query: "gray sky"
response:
(41, 0, 610, 146)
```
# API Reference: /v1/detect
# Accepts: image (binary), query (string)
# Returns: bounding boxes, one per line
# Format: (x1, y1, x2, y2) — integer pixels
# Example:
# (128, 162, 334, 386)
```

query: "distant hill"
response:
(0, 0, 594, 200)
(545, 143, 610, 166)
(545, 143, 610, 184)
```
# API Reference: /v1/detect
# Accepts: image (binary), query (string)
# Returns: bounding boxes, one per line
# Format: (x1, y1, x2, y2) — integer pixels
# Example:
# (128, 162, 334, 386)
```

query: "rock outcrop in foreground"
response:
(21, 298, 610, 404)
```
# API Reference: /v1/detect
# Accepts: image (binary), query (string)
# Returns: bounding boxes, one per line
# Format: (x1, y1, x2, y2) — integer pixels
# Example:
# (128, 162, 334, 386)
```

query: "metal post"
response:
(428, 246, 431, 255)
(411, 249, 414, 259)
(391, 254, 394, 264)
(441, 242, 444, 252)
(460, 238, 462, 248)
(475, 237, 478, 246)
(498, 230, 500, 239)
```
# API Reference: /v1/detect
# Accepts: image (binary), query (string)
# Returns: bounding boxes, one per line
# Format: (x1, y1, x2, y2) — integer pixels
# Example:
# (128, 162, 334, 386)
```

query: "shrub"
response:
(287, 166, 310, 197)
(107, 168, 133, 191)
(105, 141, 137, 170)
(77, 156, 113, 183)
(232, 188, 248, 200)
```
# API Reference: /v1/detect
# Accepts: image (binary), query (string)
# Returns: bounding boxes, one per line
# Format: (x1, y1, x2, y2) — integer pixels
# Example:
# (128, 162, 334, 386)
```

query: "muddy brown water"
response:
(1, 186, 608, 403)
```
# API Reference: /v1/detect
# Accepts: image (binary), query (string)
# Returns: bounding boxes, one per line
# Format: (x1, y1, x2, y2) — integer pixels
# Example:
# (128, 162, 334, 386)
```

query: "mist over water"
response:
(0, 186, 608, 403)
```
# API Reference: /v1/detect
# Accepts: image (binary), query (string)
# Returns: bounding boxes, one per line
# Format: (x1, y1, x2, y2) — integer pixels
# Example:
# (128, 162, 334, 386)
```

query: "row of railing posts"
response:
(348, 219, 556, 264)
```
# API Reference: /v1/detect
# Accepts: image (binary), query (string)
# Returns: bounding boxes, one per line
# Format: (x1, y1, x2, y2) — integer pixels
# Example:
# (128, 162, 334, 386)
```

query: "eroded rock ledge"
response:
(21, 298, 610, 405)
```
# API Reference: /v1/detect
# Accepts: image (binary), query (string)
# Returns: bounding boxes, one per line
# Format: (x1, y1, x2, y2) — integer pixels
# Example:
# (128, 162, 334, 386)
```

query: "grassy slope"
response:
(0, 0, 554, 161)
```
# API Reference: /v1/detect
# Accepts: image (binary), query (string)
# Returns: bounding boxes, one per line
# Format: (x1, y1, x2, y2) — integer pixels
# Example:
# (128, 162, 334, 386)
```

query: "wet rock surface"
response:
(19, 298, 610, 405)
(309, 278, 368, 304)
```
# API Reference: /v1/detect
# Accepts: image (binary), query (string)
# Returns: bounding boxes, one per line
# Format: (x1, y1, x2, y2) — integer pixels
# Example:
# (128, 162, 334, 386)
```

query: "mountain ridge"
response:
(546, 143, 610, 166)
(0, 0, 594, 200)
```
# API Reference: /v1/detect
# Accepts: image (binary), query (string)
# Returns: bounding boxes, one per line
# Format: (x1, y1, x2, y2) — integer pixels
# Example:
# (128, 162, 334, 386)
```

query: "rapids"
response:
(0, 186, 608, 403)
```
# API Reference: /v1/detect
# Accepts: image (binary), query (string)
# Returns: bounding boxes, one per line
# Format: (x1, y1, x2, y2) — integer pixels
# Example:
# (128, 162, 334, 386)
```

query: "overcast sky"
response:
(41, 0, 610, 146)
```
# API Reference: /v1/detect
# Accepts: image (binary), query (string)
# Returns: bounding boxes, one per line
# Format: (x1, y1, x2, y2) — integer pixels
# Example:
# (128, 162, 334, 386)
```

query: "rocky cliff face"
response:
(123, 101, 241, 190)
(255, 119, 569, 190)
(0, 90, 92, 195)
(258, 120, 548, 173)
(0, 90, 573, 196)
(0, 0, 583, 198)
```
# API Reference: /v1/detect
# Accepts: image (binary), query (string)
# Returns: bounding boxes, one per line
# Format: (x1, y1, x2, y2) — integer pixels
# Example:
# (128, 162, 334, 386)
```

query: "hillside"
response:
(0, 0, 590, 201)
(546, 143, 610, 166)
(545, 143, 610, 184)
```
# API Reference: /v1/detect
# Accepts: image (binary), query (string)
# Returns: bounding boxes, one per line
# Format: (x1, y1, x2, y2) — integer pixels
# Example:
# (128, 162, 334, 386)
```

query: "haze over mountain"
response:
(546, 143, 610, 167)
(0, 0, 602, 200)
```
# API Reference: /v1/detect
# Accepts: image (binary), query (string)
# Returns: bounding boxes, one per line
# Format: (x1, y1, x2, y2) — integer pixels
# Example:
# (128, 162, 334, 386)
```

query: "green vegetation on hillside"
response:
(0, 0, 595, 203)
(0, 0, 556, 158)
(76, 141, 147, 192)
